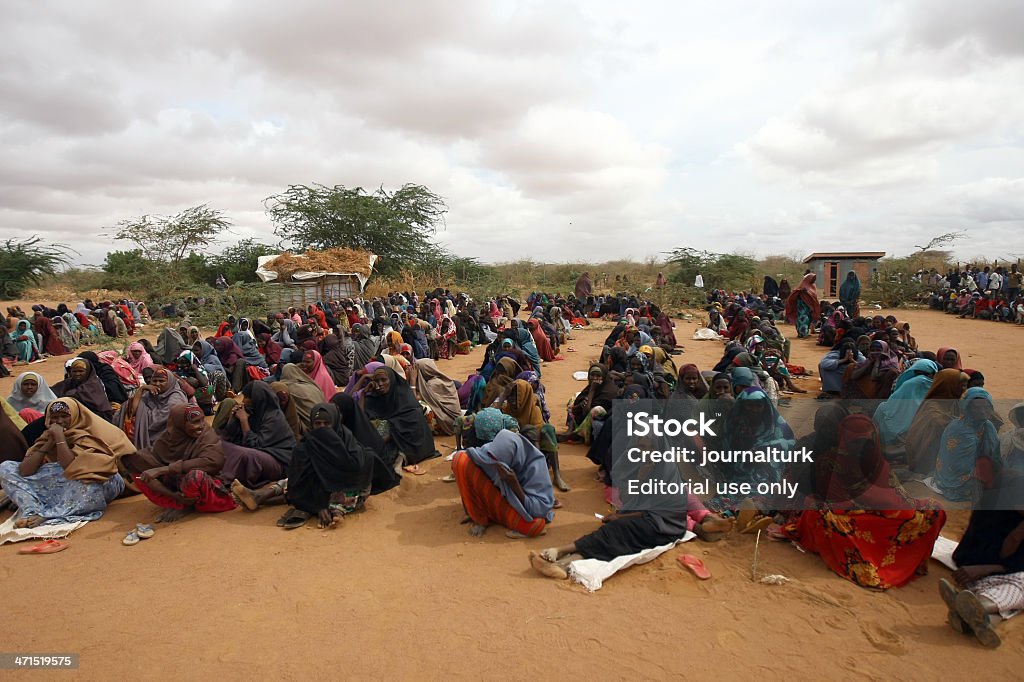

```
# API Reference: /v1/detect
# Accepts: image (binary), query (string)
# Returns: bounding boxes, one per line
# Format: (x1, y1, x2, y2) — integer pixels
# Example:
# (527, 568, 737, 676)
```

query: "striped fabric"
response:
(451, 451, 546, 537)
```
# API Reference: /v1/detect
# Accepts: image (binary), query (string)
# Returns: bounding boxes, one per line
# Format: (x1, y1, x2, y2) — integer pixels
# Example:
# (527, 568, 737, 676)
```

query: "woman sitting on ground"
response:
(784, 414, 946, 590)
(930, 387, 1001, 502)
(362, 367, 437, 474)
(706, 386, 794, 513)
(215, 381, 295, 490)
(192, 340, 229, 402)
(276, 362, 328, 435)
(0, 398, 129, 527)
(498, 379, 568, 492)
(119, 404, 236, 523)
(905, 368, 967, 477)
(113, 366, 188, 449)
(300, 349, 337, 399)
(213, 336, 248, 393)
(843, 339, 901, 399)
(452, 429, 554, 538)
(246, 403, 389, 530)
(10, 319, 40, 362)
(874, 359, 940, 447)
(940, 478, 1024, 649)
(7, 372, 57, 418)
(414, 358, 462, 436)
(563, 363, 619, 444)
(53, 357, 115, 421)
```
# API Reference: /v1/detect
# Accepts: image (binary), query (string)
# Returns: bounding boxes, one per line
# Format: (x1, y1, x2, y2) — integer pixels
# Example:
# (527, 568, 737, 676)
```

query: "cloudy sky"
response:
(2, 0, 1022, 268)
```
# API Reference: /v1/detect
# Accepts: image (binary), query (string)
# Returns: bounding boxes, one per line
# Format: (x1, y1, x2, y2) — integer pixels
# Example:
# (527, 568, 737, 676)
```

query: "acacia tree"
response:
(0, 236, 77, 297)
(210, 239, 280, 283)
(666, 247, 757, 291)
(109, 204, 231, 265)
(265, 183, 448, 276)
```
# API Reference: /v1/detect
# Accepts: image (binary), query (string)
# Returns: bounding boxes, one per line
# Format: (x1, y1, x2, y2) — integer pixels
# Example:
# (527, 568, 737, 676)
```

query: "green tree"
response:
(0, 236, 76, 297)
(109, 204, 231, 265)
(666, 247, 757, 292)
(265, 183, 448, 276)
(102, 249, 162, 288)
(210, 239, 280, 284)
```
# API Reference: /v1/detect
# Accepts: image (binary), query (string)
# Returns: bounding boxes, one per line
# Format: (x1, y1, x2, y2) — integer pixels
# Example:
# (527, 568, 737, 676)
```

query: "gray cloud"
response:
(0, 0, 1021, 271)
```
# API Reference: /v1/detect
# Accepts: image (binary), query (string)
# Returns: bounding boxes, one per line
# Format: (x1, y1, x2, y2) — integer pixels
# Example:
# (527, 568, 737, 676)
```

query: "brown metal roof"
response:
(802, 251, 885, 263)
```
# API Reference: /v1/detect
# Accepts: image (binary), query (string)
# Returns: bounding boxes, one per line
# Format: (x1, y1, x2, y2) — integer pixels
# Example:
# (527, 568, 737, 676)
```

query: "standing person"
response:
(785, 273, 820, 338)
(1007, 264, 1023, 304)
(839, 271, 861, 318)
(574, 271, 593, 301)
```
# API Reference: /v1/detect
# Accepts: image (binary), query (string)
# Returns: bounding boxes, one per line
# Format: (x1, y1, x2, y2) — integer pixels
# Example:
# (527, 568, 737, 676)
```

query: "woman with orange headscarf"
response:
(784, 273, 820, 338)
(905, 368, 967, 477)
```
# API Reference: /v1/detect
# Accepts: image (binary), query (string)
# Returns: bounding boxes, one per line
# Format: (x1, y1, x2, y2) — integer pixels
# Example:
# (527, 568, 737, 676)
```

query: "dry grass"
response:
(265, 248, 375, 280)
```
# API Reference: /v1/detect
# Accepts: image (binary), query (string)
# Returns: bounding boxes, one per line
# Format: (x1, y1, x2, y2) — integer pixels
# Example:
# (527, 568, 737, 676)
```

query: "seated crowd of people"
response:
(1, 273, 1021, 649)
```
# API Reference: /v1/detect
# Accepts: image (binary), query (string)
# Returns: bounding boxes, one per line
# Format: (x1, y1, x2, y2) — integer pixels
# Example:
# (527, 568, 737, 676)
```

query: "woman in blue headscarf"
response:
(706, 387, 795, 512)
(10, 319, 39, 362)
(839, 271, 862, 317)
(511, 327, 542, 375)
(875, 359, 940, 446)
(932, 387, 1001, 502)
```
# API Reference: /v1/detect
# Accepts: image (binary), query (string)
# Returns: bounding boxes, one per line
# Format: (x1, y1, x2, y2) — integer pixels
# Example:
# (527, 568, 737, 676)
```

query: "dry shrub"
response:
(265, 248, 375, 280)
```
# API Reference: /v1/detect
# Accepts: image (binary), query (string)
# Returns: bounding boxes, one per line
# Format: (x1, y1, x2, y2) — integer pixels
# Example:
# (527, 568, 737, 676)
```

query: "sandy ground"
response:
(1, 305, 1021, 681)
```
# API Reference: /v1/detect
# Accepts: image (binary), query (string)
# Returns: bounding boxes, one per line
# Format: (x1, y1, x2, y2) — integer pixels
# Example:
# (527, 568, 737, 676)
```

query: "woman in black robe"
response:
(941, 475, 1024, 648)
(362, 367, 437, 473)
(218, 381, 295, 489)
(320, 331, 353, 387)
(283, 403, 375, 528)
(76, 350, 129, 404)
(52, 357, 114, 421)
(331, 393, 401, 494)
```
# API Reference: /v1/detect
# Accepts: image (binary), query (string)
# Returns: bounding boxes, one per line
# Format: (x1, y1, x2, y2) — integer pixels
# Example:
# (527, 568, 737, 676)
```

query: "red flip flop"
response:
(18, 539, 69, 555)
(677, 553, 711, 580)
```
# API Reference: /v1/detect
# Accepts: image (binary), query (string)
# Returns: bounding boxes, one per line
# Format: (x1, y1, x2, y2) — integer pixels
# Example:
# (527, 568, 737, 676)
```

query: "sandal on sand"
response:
(735, 499, 758, 530)
(123, 530, 140, 546)
(277, 507, 311, 530)
(939, 579, 969, 635)
(677, 554, 711, 580)
(19, 539, 69, 555)
(955, 590, 1001, 648)
(402, 465, 426, 475)
(741, 516, 773, 535)
(440, 473, 456, 483)
(136, 523, 155, 539)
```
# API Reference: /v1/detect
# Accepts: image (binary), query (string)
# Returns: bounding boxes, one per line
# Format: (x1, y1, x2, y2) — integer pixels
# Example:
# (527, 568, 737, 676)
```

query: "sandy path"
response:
(0, 307, 1020, 680)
